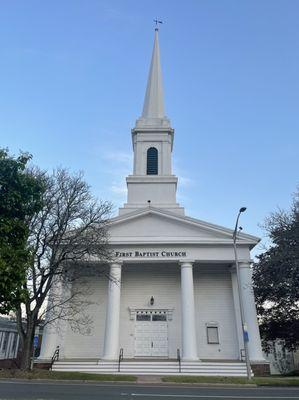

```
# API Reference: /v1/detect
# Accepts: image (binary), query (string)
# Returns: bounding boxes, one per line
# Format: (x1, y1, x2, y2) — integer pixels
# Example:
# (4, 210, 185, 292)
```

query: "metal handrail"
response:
(50, 346, 60, 370)
(240, 348, 246, 361)
(118, 348, 123, 372)
(177, 348, 181, 373)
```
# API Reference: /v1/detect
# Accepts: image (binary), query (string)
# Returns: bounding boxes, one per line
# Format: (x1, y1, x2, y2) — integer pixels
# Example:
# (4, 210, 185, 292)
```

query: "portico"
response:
(99, 216, 264, 364)
(101, 258, 200, 362)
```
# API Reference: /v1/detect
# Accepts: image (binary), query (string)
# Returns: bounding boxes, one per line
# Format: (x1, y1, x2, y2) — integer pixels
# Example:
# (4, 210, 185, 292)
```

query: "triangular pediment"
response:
(108, 207, 259, 247)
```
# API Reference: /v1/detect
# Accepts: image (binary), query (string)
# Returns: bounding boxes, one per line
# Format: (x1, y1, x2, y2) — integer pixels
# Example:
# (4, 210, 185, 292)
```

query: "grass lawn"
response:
(162, 375, 299, 386)
(0, 368, 136, 382)
(1, 369, 299, 386)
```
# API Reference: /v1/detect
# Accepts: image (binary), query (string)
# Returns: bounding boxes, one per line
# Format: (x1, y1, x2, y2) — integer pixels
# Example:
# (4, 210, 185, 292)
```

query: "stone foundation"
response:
(34, 361, 52, 370)
(251, 362, 270, 376)
(0, 358, 19, 369)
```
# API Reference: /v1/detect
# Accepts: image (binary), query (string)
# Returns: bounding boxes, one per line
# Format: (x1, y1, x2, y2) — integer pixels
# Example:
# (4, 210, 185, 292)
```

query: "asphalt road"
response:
(0, 381, 299, 400)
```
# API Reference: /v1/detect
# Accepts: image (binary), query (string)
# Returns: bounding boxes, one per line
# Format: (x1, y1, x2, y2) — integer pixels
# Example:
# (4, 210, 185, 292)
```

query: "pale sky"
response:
(0, 1, 298, 255)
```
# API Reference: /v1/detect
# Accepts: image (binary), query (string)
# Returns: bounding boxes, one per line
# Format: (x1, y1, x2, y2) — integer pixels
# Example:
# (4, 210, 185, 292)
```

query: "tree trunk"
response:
(19, 321, 35, 370)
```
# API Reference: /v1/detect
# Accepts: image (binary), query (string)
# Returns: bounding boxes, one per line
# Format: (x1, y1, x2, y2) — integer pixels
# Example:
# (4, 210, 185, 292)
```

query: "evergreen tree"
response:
(253, 189, 299, 350)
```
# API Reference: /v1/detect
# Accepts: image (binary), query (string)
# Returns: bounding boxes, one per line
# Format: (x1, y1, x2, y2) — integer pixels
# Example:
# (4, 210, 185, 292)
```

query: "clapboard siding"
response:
(61, 264, 238, 360)
(63, 276, 108, 358)
(194, 266, 239, 359)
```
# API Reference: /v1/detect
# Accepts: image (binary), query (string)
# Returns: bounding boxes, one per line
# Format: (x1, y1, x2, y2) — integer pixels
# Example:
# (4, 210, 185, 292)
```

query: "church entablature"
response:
(109, 244, 251, 264)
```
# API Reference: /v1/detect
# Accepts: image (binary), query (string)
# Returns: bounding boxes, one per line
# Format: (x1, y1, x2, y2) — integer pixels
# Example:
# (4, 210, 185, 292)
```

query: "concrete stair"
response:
(52, 360, 251, 376)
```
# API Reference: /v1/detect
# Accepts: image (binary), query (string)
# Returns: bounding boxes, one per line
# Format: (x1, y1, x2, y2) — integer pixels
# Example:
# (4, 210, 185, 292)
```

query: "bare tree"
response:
(14, 169, 112, 369)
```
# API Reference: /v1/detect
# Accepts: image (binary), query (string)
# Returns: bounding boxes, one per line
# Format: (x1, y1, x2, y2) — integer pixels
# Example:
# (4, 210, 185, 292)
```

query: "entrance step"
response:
(52, 360, 252, 377)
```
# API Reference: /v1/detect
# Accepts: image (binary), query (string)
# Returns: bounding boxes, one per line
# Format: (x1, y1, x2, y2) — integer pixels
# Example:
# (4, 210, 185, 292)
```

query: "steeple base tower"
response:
(119, 174, 185, 216)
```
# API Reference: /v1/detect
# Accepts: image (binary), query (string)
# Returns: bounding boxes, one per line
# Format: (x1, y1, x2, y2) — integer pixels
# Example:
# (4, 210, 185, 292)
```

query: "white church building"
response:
(39, 29, 269, 376)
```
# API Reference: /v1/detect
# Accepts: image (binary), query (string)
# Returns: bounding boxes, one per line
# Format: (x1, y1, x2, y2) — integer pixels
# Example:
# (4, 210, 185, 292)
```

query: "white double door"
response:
(134, 313, 168, 357)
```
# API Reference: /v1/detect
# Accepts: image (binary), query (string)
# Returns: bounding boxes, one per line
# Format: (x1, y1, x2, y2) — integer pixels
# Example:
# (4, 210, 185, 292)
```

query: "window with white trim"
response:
(146, 147, 158, 175)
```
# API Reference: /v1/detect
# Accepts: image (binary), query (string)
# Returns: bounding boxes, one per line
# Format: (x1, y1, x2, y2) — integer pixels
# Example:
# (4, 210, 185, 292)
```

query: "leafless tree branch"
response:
(14, 168, 113, 369)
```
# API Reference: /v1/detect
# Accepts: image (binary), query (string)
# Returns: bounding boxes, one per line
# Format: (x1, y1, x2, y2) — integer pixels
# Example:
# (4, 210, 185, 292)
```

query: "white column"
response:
(39, 316, 58, 360)
(102, 262, 122, 360)
(230, 267, 244, 359)
(239, 262, 265, 362)
(39, 276, 68, 360)
(56, 278, 72, 359)
(180, 261, 198, 361)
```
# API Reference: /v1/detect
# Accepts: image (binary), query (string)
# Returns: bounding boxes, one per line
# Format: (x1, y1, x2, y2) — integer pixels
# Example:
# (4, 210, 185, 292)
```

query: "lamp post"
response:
(233, 207, 252, 380)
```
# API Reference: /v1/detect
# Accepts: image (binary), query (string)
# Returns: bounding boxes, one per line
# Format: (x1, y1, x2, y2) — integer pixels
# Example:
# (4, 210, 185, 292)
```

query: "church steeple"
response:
(136, 29, 171, 128)
(119, 28, 184, 216)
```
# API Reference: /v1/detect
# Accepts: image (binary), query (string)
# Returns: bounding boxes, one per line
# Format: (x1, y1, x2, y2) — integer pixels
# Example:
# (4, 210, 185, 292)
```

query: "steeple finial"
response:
(153, 18, 163, 31)
(136, 27, 170, 128)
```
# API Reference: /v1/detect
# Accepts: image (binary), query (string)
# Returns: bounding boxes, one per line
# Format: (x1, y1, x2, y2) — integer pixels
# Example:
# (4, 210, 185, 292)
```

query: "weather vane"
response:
(154, 18, 163, 31)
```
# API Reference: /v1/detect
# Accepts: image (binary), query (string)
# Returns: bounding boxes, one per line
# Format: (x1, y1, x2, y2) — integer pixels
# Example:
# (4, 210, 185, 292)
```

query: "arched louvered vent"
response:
(147, 147, 158, 175)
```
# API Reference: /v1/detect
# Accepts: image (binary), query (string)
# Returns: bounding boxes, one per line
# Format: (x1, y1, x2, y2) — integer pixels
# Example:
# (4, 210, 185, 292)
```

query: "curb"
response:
(0, 377, 258, 387)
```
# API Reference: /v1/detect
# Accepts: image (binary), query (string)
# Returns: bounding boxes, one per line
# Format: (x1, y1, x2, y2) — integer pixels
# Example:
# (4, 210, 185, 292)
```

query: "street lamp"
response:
(233, 207, 252, 380)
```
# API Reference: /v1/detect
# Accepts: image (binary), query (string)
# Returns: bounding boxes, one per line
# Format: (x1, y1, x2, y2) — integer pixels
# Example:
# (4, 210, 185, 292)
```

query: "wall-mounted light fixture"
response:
(150, 296, 154, 306)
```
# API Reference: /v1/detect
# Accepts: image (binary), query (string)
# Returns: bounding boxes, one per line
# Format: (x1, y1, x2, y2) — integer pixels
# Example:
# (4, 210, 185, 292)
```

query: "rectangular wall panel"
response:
(194, 266, 239, 360)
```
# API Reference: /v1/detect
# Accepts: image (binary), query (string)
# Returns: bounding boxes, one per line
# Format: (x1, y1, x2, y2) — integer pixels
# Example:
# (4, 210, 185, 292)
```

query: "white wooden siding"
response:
(194, 266, 239, 360)
(63, 275, 108, 358)
(62, 264, 238, 360)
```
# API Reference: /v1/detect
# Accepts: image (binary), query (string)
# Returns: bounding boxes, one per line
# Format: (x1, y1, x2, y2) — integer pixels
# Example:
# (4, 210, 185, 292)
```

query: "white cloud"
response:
(97, 149, 132, 208)
(111, 182, 127, 196)
(102, 151, 133, 165)
(173, 158, 195, 189)
(179, 176, 194, 188)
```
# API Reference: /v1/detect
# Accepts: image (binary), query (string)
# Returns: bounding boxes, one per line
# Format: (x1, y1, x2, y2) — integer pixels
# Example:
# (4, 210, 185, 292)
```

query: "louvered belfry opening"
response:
(147, 147, 158, 175)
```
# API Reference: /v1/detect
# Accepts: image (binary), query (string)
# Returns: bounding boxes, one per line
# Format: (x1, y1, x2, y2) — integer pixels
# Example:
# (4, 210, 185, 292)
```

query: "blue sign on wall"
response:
(243, 331, 249, 342)
(33, 335, 39, 348)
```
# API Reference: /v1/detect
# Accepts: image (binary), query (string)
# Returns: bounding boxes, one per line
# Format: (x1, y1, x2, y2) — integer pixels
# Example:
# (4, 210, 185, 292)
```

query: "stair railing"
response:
(240, 348, 246, 361)
(118, 348, 124, 372)
(177, 348, 181, 373)
(50, 346, 60, 371)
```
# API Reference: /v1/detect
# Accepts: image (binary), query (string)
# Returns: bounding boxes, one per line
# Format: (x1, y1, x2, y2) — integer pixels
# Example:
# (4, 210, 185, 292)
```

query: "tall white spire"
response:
(120, 27, 183, 217)
(142, 29, 164, 119)
(136, 29, 171, 128)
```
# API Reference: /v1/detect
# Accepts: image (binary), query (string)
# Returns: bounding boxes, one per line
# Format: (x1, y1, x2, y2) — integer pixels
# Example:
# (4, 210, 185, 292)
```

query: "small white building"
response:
(39, 29, 269, 376)
(0, 318, 20, 360)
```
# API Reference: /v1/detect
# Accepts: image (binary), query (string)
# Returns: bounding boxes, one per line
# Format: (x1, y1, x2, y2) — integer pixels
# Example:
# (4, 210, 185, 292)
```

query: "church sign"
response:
(115, 250, 187, 258)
